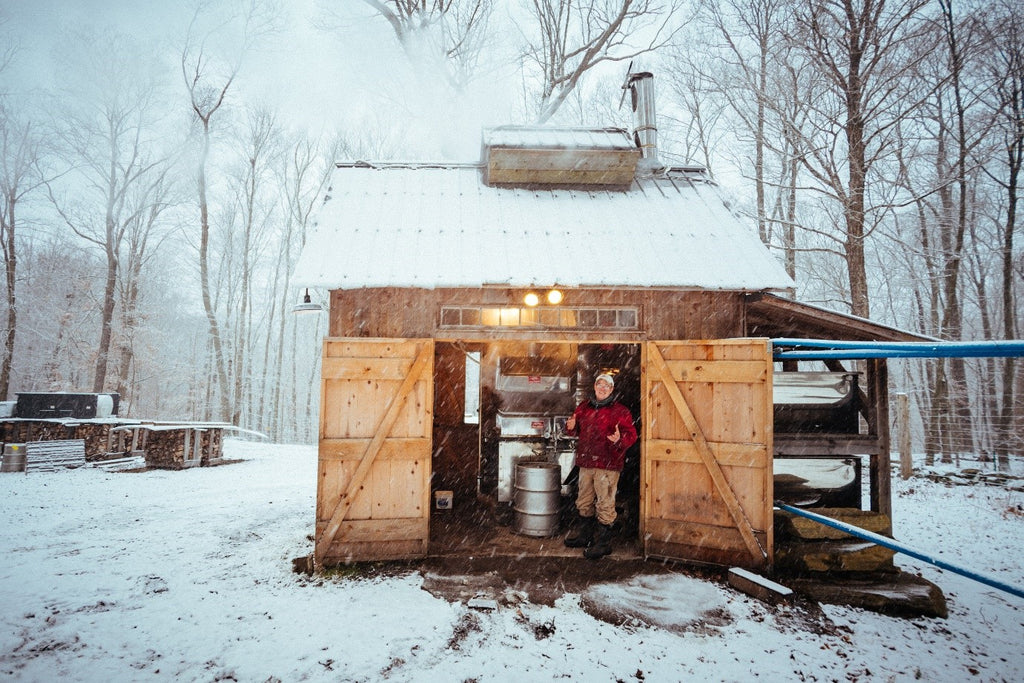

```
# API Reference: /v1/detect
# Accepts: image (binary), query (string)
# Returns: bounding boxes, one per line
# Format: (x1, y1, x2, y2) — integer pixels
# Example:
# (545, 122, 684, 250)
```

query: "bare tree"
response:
(0, 103, 45, 400)
(226, 106, 282, 428)
(929, 0, 991, 459)
(180, 0, 276, 422)
(112, 169, 176, 414)
(265, 135, 337, 442)
(788, 0, 931, 319)
(519, 0, 686, 123)
(678, 0, 810, 279)
(662, 46, 731, 172)
(981, 0, 1024, 464)
(359, 0, 493, 92)
(45, 29, 175, 398)
(697, 0, 788, 242)
(17, 240, 100, 393)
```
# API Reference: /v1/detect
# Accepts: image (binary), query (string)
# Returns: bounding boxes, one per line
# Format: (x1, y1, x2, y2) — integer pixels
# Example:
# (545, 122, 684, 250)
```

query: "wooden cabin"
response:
(295, 77, 926, 571)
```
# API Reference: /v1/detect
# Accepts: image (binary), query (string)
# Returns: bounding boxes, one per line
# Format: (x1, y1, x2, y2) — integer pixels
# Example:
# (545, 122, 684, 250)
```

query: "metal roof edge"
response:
(335, 160, 484, 170)
(745, 293, 938, 343)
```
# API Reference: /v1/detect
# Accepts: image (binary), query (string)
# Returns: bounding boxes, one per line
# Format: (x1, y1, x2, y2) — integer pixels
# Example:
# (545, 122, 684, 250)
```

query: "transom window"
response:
(440, 306, 639, 330)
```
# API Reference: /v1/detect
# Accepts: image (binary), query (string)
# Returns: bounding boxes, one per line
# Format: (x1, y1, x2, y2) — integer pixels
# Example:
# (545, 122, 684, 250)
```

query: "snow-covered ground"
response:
(0, 439, 1021, 682)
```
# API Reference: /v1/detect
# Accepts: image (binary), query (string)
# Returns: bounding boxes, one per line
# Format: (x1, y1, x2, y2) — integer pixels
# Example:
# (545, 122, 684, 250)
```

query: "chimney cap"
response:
(626, 71, 654, 85)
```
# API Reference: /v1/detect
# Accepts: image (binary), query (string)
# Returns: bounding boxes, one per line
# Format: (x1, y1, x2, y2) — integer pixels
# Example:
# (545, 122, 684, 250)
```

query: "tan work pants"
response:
(575, 467, 620, 526)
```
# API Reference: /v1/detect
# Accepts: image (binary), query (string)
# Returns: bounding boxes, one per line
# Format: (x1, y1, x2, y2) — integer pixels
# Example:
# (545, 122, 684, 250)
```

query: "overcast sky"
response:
(2, 0, 525, 159)
(4, 2, 345, 122)
(5, 1, 679, 165)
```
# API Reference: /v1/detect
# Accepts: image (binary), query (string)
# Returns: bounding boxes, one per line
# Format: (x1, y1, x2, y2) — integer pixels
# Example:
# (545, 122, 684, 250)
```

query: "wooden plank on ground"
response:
(92, 453, 147, 471)
(728, 567, 793, 603)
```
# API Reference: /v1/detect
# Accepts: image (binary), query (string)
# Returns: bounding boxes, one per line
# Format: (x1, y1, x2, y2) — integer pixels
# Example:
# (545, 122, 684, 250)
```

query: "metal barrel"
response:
(1, 444, 27, 473)
(512, 461, 561, 537)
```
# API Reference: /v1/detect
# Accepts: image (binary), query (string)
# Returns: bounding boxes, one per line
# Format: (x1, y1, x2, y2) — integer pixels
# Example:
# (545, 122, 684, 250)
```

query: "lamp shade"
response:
(292, 288, 322, 314)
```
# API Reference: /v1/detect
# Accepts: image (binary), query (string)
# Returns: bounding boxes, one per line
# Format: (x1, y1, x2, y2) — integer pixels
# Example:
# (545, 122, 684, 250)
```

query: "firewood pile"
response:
(72, 422, 119, 460)
(142, 426, 225, 470)
(1, 419, 143, 462)
(1, 418, 228, 472)
(1, 419, 76, 447)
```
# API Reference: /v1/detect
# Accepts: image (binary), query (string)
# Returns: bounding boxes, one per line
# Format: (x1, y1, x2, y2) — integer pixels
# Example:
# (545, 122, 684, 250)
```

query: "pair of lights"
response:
(523, 289, 563, 307)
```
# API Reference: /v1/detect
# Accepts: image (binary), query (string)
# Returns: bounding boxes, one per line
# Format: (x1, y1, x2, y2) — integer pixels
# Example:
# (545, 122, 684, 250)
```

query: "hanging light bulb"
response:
(292, 288, 322, 314)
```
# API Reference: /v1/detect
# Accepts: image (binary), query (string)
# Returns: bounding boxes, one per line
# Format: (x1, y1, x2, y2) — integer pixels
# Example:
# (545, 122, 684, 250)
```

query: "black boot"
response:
(583, 523, 613, 559)
(564, 515, 596, 548)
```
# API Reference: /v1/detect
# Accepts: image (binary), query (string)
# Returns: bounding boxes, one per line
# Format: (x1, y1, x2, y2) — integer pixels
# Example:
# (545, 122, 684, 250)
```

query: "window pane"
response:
(539, 308, 559, 326)
(464, 351, 481, 424)
(481, 308, 500, 326)
(499, 307, 520, 326)
(441, 307, 461, 326)
(441, 304, 638, 330)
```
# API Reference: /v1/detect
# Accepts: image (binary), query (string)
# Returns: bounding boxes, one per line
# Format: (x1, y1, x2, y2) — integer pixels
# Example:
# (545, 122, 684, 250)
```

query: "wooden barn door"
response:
(314, 339, 433, 567)
(643, 339, 773, 569)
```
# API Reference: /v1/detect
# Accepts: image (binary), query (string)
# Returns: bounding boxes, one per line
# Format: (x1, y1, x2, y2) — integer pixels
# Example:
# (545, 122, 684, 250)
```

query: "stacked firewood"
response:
(142, 427, 225, 469)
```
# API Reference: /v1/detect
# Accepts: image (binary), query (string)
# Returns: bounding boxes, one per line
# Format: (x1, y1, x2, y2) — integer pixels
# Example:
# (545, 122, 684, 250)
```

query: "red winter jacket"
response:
(565, 399, 638, 471)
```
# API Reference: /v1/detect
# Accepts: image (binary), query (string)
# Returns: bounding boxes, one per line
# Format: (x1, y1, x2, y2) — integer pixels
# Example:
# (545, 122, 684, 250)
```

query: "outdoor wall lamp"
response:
(292, 288, 323, 314)
(523, 292, 540, 307)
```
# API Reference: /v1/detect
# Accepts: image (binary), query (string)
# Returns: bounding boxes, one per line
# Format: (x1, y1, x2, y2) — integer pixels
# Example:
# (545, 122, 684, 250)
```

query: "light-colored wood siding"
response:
(643, 339, 773, 569)
(315, 339, 433, 566)
(485, 148, 641, 187)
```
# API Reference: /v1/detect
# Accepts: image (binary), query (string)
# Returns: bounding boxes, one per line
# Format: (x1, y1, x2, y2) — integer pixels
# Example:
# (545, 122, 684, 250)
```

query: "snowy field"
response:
(0, 439, 1021, 682)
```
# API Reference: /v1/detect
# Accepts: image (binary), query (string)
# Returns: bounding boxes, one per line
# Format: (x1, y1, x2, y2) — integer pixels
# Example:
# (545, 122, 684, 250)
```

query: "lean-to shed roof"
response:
(293, 161, 795, 292)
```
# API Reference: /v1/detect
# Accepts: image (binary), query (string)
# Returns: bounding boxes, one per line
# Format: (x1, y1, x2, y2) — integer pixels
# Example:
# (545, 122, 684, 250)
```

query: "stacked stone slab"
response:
(773, 507, 948, 618)
(774, 507, 896, 573)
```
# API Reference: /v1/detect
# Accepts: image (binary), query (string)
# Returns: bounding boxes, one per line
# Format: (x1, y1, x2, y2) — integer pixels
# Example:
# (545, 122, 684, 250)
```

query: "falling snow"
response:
(0, 440, 1021, 681)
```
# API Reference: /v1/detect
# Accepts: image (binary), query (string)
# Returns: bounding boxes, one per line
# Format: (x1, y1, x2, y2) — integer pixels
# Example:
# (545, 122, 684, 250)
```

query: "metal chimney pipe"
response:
(627, 72, 658, 165)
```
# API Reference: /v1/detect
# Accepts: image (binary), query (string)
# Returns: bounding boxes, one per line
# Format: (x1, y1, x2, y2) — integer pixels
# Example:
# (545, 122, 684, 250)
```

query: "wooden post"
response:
(898, 393, 912, 479)
(868, 359, 892, 525)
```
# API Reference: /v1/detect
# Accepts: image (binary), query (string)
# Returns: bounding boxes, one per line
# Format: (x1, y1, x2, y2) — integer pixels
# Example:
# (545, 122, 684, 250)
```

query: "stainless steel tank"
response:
(512, 461, 562, 537)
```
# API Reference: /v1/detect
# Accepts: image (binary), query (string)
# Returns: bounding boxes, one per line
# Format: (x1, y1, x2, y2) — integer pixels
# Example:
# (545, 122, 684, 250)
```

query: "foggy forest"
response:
(2, 0, 1022, 466)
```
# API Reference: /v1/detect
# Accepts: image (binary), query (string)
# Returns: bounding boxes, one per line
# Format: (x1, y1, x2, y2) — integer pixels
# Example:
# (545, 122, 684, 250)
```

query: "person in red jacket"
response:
(562, 372, 638, 559)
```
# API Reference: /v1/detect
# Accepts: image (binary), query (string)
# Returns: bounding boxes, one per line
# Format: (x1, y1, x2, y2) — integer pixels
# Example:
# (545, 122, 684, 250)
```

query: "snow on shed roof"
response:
(484, 125, 636, 150)
(293, 161, 795, 292)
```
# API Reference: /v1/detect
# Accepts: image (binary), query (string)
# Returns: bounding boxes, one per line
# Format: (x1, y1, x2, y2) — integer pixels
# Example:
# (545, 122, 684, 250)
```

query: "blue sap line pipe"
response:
(771, 338, 1024, 360)
(774, 503, 1024, 600)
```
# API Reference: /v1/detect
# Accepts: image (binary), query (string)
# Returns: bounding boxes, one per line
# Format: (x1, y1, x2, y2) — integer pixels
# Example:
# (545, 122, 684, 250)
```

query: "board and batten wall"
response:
(329, 287, 747, 340)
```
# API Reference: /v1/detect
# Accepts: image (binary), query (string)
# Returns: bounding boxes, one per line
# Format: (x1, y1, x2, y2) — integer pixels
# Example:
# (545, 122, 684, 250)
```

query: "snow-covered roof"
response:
(293, 161, 795, 292)
(483, 125, 637, 150)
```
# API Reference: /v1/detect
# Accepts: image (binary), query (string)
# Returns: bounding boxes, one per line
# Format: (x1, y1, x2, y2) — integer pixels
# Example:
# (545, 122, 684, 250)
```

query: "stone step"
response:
(786, 571, 948, 619)
(775, 507, 891, 540)
(775, 539, 896, 573)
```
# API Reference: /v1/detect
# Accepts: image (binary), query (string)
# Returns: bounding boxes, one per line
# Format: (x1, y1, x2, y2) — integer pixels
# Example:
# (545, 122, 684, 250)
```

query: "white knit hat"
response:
(595, 373, 615, 387)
